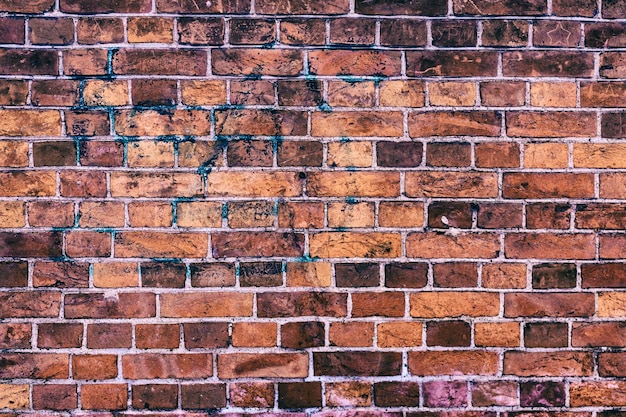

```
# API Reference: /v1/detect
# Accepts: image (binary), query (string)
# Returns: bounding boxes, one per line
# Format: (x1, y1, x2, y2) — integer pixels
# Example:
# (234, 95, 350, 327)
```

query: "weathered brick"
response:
(312, 111, 403, 137)
(111, 172, 203, 198)
(601, 173, 626, 198)
(156, 0, 250, 13)
(526, 203, 572, 229)
(213, 49, 302, 76)
(38, 323, 83, 348)
(330, 322, 374, 347)
(426, 142, 471, 166)
(115, 110, 211, 137)
(64, 292, 156, 319)
(184, 322, 229, 349)
(30, 18, 74, 45)
(503, 173, 594, 198)
(533, 21, 581, 47)
(0, 323, 31, 349)
(505, 292, 595, 317)
(216, 109, 306, 136)
(433, 262, 478, 287)
(582, 263, 626, 288)
(356, 0, 447, 15)
(280, 18, 326, 45)
(65, 110, 110, 136)
(482, 20, 529, 46)
(218, 353, 308, 378)
(427, 320, 471, 346)
(475, 322, 520, 347)
(81, 384, 128, 410)
(600, 234, 626, 259)
(0, 110, 61, 136)
(213, 232, 303, 257)
(160, 292, 253, 317)
(454, 0, 547, 15)
(123, 353, 212, 379)
(230, 382, 275, 407)
(507, 112, 596, 137)
(520, 381, 566, 407)
(132, 79, 177, 106)
(72, 355, 118, 380)
(257, 0, 348, 14)
(330, 18, 376, 45)
(504, 351, 593, 376)
(307, 172, 400, 197)
(258, 291, 347, 317)
(77, 17, 124, 44)
(409, 351, 499, 376)
(128, 17, 173, 43)
(328, 81, 376, 107)
(532, 263, 576, 289)
(0, 50, 58, 75)
(63, 49, 108, 75)
(325, 382, 371, 406)
(0, 0, 54, 12)
(553, 0, 596, 15)
(32, 385, 77, 410)
(60, 171, 107, 197)
(586, 23, 626, 47)
(87, 323, 132, 348)
(0, 384, 29, 409)
(482, 263, 527, 289)
(310, 232, 401, 258)
(524, 322, 568, 348)
(113, 49, 206, 75)
(190, 263, 236, 287)
(310, 50, 401, 76)
(573, 322, 626, 346)
(32, 80, 79, 106)
(132, 384, 178, 410)
(475, 142, 521, 168)
(314, 352, 401, 376)
(0, 353, 69, 379)
(328, 202, 375, 227)
(407, 51, 498, 76)
(570, 381, 626, 406)
(182, 383, 226, 409)
(472, 381, 518, 406)
(136, 324, 180, 349)
(0, 141, 28, 167)
(505, 233, 596, 259)
(503, 51, 593, 77)
(422, 380, 468, 407)
(407, 232, 501, 259)
(0, 232, 62, 258)
(410, 292, 500, 317)
(409, 111, 501, 137)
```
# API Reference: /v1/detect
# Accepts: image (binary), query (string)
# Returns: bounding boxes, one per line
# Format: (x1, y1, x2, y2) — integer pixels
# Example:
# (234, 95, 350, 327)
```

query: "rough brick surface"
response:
(0, 0, 624, 415)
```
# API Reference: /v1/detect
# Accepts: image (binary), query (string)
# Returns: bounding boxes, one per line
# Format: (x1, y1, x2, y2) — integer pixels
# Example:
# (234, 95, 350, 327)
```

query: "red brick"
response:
(0, 353, 68, 379)
(409, 111, 501, 137)
(81, 384, 128, 410)
(314, 352, 401, 376)
(60, 171, 107, 197)
(279, 18, 326, 45)
(77, 17, 125, 44)
(0, 291, 60, 318)
(433, 262, 478, 287)
(123, 354, 212, 379)
(0, 50, 58, 75)
(212, 232, 303, 257)
(573, 322, 626, 347)
(72, 355, 118, 380)
(0, 232, 62, 258)
(38, 323, 83, 348)
(503, 51, 593, 77)
(87, 323, 132, 349)
(582, 263, 626, 288)
(184, 322, 229, 349)
(216, 109, 306, 136)
(64, 293, 156, 319)
(0, 18, 23, 44)
(407, 232, 500, 259)
(504, 351, 593, 376)
(0, 323, 31, 349)
(132, 79, 177, 106)
(113, 49, 206, 76)
(32, 385, 77, 410)
(161, 292, 252, 317)
(503, 173, 594, 198)
(218, 353, 308, 378)
(507, 112, 596, 137)
(309, 50, 401, 76)
(61, 0, 150, 12)
(132, 384, 178, 410)
(505, 233, 596, 260)
(409, 351, 499, 376)
(258, 291, 347, 317)
(213, 49, 302, 76)
(527, 203, 572, 229)
(352, 292, 404, 317)
(455, 0, 546, 14)
(505, 292, 595, 317)
(407, 51, 498, 76)
(0, 0, 54, 12)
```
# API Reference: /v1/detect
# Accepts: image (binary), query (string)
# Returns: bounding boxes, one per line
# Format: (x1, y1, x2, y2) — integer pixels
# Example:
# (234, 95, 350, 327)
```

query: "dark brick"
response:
(0, 49, 58, 75)
(427, 320, 471, 347)
(602, 112, 626, 138)
(183, 322, 229, 349)
(355, 0, 447, 15)
(281, 321, 324, 348)
(534, 20, 581, 47)
(330, 18, 376, 45)
(532, 263, 577, 289)
(33, 142, 76, 167)
(432, 20, 477, 47)
(482, 20, 529, 47)
(380, 19, 427, 46)
(0, 0, 54, 13)
(132, 384, 178, 410)
(38, 323, 83, 348)
(582, 263, 626, 288)
(520, 381, 566, 407)
(377, 142, 423, 167)
(278, 382, 322, 408)
(112, 49, 207, 76)
(230, 19, 275, 45)
(141, 262, 186, 288)
(428, 202, 473, 229)
(553, 0, 597, 15)
(0, 232, 62, 258)
(433, 262, 478, 288)
(29, 18, 74, 45)
(61, 0, 151, 12)
(0, 261, 27, 287)
(157, 0, 250, 13)
(586, 23, 626, 48)
(181, 384, 226, 409)
(33, 384, 77, 410)
(604, 0, 626, 18)
(427, 142, 471, 167)
(87, 323, 132, 348)
(240, 262, 283, 287)
(178, 18, 224, 45)
(228, 140, 273, 167)
(524, 322, 569, 348)
(277, 80, 323, 106)
(190, 263, 236, 287)
(335, 263, 379, 287)
(374, 382, 420, 406)
(278, 141, 323, 167)
(0, 18, 25, 44)
(0, 80, 28, 105)
(132, 79, 177, 106)
(280, 18, 326, 45)
(79, 141, 124, 167)
(385, 262, 428, 288)
(314, 351, 402, 376)
(526, 203, 572, 229)
(64, 293, 156, 319)
(257, 0, 347, 14)
(258, 292, 347, 317)
(477, 203, 523, 229)
(0, 323, 31, 348)
(503, 51, 594, 77)
(454, 0, 547, 15)
(65, 111, 110, 136)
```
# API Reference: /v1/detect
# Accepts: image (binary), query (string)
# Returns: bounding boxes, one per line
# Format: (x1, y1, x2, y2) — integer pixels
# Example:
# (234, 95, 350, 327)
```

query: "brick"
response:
(507, 112, 596, 137)
(433, 262, 478, 287)
(132, 384, 177, 410)
(38, 323, 82, 348)
(29, 18, 73, 45)
(599, 352, 626, 376)
(233, 322, 276, 347)
(111, 172, 203, 198)
(422, 381, 468, 407)
(374, 382, 420, 407)
(530, 82, 577, 107)
(258, 291, 347, 317)
(554, 0, 596, 15)
(312, 111, 403, 137)
(87, 323, 131, 348)
(0, 232, 62, 257)
(504, 292, 595, 317)
(475, 142, 520, 168)
(377, 321, 422, 348)
(586, 23, 626, 48)
(0, 0, 53, 12)
(482, 263, 527, 289)
(286, 263, 331, 287)
(93, 262, 139, 288)
(429, 82, 476, 106)
(472, 381, 518, 406)
(230, 382, 274, 407)
(328, 81, 376, 107)
(330, 322, 374, 347)
(481, 82, 526, 107)
(217, 109, 306, 136)
(379, 80, 425, 107)
(410, 291, 500, 317)
(310, 50, 401, 76)
(278, 141, 323, 167)
(379, 202, 424, 228)
(427, 142, 471, 166)
(577, 203, 626, 230)
(406, 232, 501, 259)
(67, 224, 112, 254)
(572, 322, 626, 346)
(190, 263, 235, 287)
(230, 18, 275, 44)
(72, 355, 118, 379)
(231, 80, 274, 105)
(33, 385, 77, 410)
(503, 351, 593, 376)
(307, 172, 400, 197)
(79, 201, 124, 228)
(0, 18, 24, 44)
(0, 385, 29, 409)
(213, 49, 302, 76)
(328, 202, 375, 228)
(115, 232, 207, 258)
(330, 18, 376, 45)
(279, 382, 322, 408)
(574, 144, 626, 168)
(239, 261, 282, 287)
(0, 323, 31, 349)
(385, 262, 428, 288)
(310, 232, 401, 258)
(277, 80, 322, 106)
(257, 0, 348, 13)
(503, 51, 593, 77)
(524, 143, 568, 168)
(280, 18, 326, 45)
(325, 382, 371, 407)
(113, 49, 206, 75)
(61, 0, 150, 12)
(32, 80, 79, 106)
(60, 171, 106, 197)
(475, 322, 520, 347)
(356, 0, 446, 15)
(181, 384, 226, 409)
(175, 202, 222, 228)
(352, 291, 404, 317)
(279, 202, 324, 229)
(454, 0, 547, 14)
(532, 263, 576, 289)
(314, 352, 401, 376)
(81, 384, 128, 410)
(218, 353, 308, 378)
(0, 353, 68, 379)
(534, 21, 581, 47)
(482, 20, 529, 46)
(604, 0, 626, 18)
(409, 111, 501, 137)
(505, 233, 595, 260)
(177, 17, 224, 45)
(128, 201, 173, 226)
(136, 324, 180, 349)
(0, 110, 61, 137)
(184, 322, 229, 349)
(65, 111, 110, 136)
(520, 381, 565, 407)
(504, 173, 594, 198)
(228, 201, 275, 228)
(524, 322, 568, 348)
(83, 80, 129, 107)
(128, 17, 173, 43)
(0, 50, 58, 75)
(598, 291, 626, 317)
(115, 110, 211, 137)
(409, 351, 499, 376)
(156, 0, 250, 13)
(63, 49, 108, 75)
(601, 173, 626, 198)
(0, 141, 28, 166)
(77, 18, 125, 44)
(28, 201, 74, 228)
(226, 140, 272, 167)
(604, 111, 626, 137)
(336, 263, 379, 287)
(407, 51, 498, 77)
(477, 203, 523, 229)
(0, 202, 24, 229)
(430, 201, 469, 229)
(526, 203, 571, 229)
(380, 20, 427, 46)
(427, 320, 471, 346)
(213, 232, 303, 257)
(582, 263, 626, 288)
(570, 381, 626, 407)
(160, 292, 253, 317)
(64, 292, 156, 319)
(123, 354, 212, 379)
(132, 79, 177, 106)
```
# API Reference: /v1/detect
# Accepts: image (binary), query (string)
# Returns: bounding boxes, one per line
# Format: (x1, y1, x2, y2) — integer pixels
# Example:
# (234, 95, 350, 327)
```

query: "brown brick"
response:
(410, 291, 500, 317)
(32, 80, 79, 106)
(123, 353, 212, 379)
(136, 324, 180, 349)
(190, 263, 236, 287)
(281, 322, 324, 348)
(0, 110, 61, 137)
(428, 202, 470, 229)
(427, 142, 471, 166)
(258, 291, 347, 317)
(277, 141, 323, 167)
(482, 20, 529, 46)
(475, 142, 520, 168)
(213, 49, 302, 76)
(115, 232, 206, 258)
(530, 82, 577, 107)
(184, 322, 229, 349)
(505, 292, 594, 317)
(0, 0, 54, 12)
(312, 111, 403, 137)
(604, 0, 626, 18)
(385, 263, 428, 288)
(0, 172, 56, 197)
(0, 81, 28, 106)
(32, 385, 77, 410)
(0, 323, 31, 349)
(409, 351, 499, 376)
(132, 384, 177, 410)
(410, 111, 501, 137)
(433, 262, 478, 287)
(38, 323, 83, 348)
(582, 263, 626, 288)
(230, 382, 274, 408)
(327, 141, 373, 167)
(0, 353, 68, 379)
(407, 232, 500, 259)
(32, 261, 88, 288)
(503, 51, 593, 77)
(160, 292, 253, 317)
(77, 18, 125, 44)
(157, 0, 250, 13)
(212, 232, 304, 257)
(573, 322, 626, 346)
(178, 17, 224, 45)
(65, 111, 110, 136)
(310, 232, 401, 258)
(576, 203, 626, 230)
(325, 381, 371, 407)
(534, 21, 581, 47)
(553, 0, 596, 15)
(63, 49, 108, 76)
(432, 20, 477, 46)
(314, 352, 401, 376)
(128, 201, 173, 227)
(330, 18, 376, 45)
(240, 261, 282, 287)
(427, 320, 471, 346)
(603, 112, 626, 138)
(482, 263, 527, 289)
(0, 291, 60, 318)
(503, 173, 594, 198)
(328, 81, 376, 107)
(29, 18, 73, 45)
(229, 18, 275, 44)
(507, 111, 596, 137)
(216, 109, 306, 136)
(524, 322, 568, 347)
(571, 381, 626, 406)
(477, 203, 523, 229)
(132, 79, 177, 106)
(279, 202, 324, 229)
(62, 0, 150, 12)
(87, 323, 131, 349)
(113, 172, 202, 198)
(78, 201, 124, 228)
(279, 382, 322, 408)
(233, 322, 276, 347)
(526, 203, 571, 229)
(454, 0, 547, 15)
(64, 292, 156, 319)
(128, 17, 173, 43)
(504, 351, 593, 376)
(0, 49, 58, 75)
(407, 51, 498, 76)
(0, 18, 24, 44)
(335, 263, 378, 287)
(330, 322, 374, 347)
(230, 80, 274, 105)
(113, 49, 206, 75)
(218, 353, 308, 378)
(532, 263, 577, 288)
(505, 233, 595, 260)
(475, 322, 520, 347)
(72, 355, 117, 380)
(586, 23, 626, 47)
(356, 0, 446, 15)
(480, 81, 526, 106)
(279, 18, 326, 45)
(181, 384, 226, 409)
(0, 232, 62, 258)
(32, 141, 75, 167)
(60, 171, 106, 198)
(380, 19, 427, 46)
(352, 291, 404, 317)
(141, 262, 186, 288)
(81, 384, 128, 410)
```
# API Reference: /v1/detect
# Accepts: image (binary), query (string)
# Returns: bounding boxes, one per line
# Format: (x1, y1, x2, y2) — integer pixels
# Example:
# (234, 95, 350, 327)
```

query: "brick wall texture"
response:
(1, 0, 626, 414)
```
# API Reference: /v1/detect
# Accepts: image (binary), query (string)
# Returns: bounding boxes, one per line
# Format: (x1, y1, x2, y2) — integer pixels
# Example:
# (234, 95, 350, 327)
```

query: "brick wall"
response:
(0, 0, 625, 414)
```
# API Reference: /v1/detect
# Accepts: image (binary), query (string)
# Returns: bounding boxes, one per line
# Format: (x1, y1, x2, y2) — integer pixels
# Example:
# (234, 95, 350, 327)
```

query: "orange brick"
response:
(409, 351, 499, 376)
(410, 292, 500, 317)
(574, 143, 626, 168)
(228, 201, 275, 228)
(570, 381, 626, 407)
(309, 50, 401, 76)
(504, 351, 593, 376)
(481, 263, 527, 289)
(83, 80, 129, 106)
(328, 81, 375, 107)
(505, 233, 596, 259)
(0, 110, 61, 136)
(278, 201, 324, 228)
(127, 141, 175, 167)
(524, 143, 569, 168)
(128, 202, 173, 227)
(379, 202, 424, 228)
(409, 111, 501, 137)
(160, 292, 253, 317)
(407, 232, 500, 259)
(475, 322, 520, 347)
(307, 172, 400, 197)
(114, 232, 208, 258)
(115, 110, 211, 137)
(598, 292, 626, 317)
(79, 202, 125, 228)
(379, 80, 424, 107)
(503, 173, 594, 198)
(329, 322, 373, 347)
(309, 232, 401, 258)
(377, 322, 423, 347)
(507, 111, 596, 137)
(180, 80, 227, 105)
(207, 172, 303, 197)
(429, 81, 476, 106)
(312, 111, 403, 137)
(111, 172, 203, 198)
(0, 141, 29, 167)
(328, 202, 375, 228)
(0, 202, 25, 228)
(232, 322, 276, 347)
(176, 202, 222, 228)
(81, 384, 127, 410)
(286, 262, 332, 287)
(93, 262, 139, 288)
(601, 173, 626, 198)
(218, 353, 308, 378)
(327, 141, 373, 167)
(128, 17, 173, 43)
(530, 82, 577, 107)
(406, 172, 498, 198)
